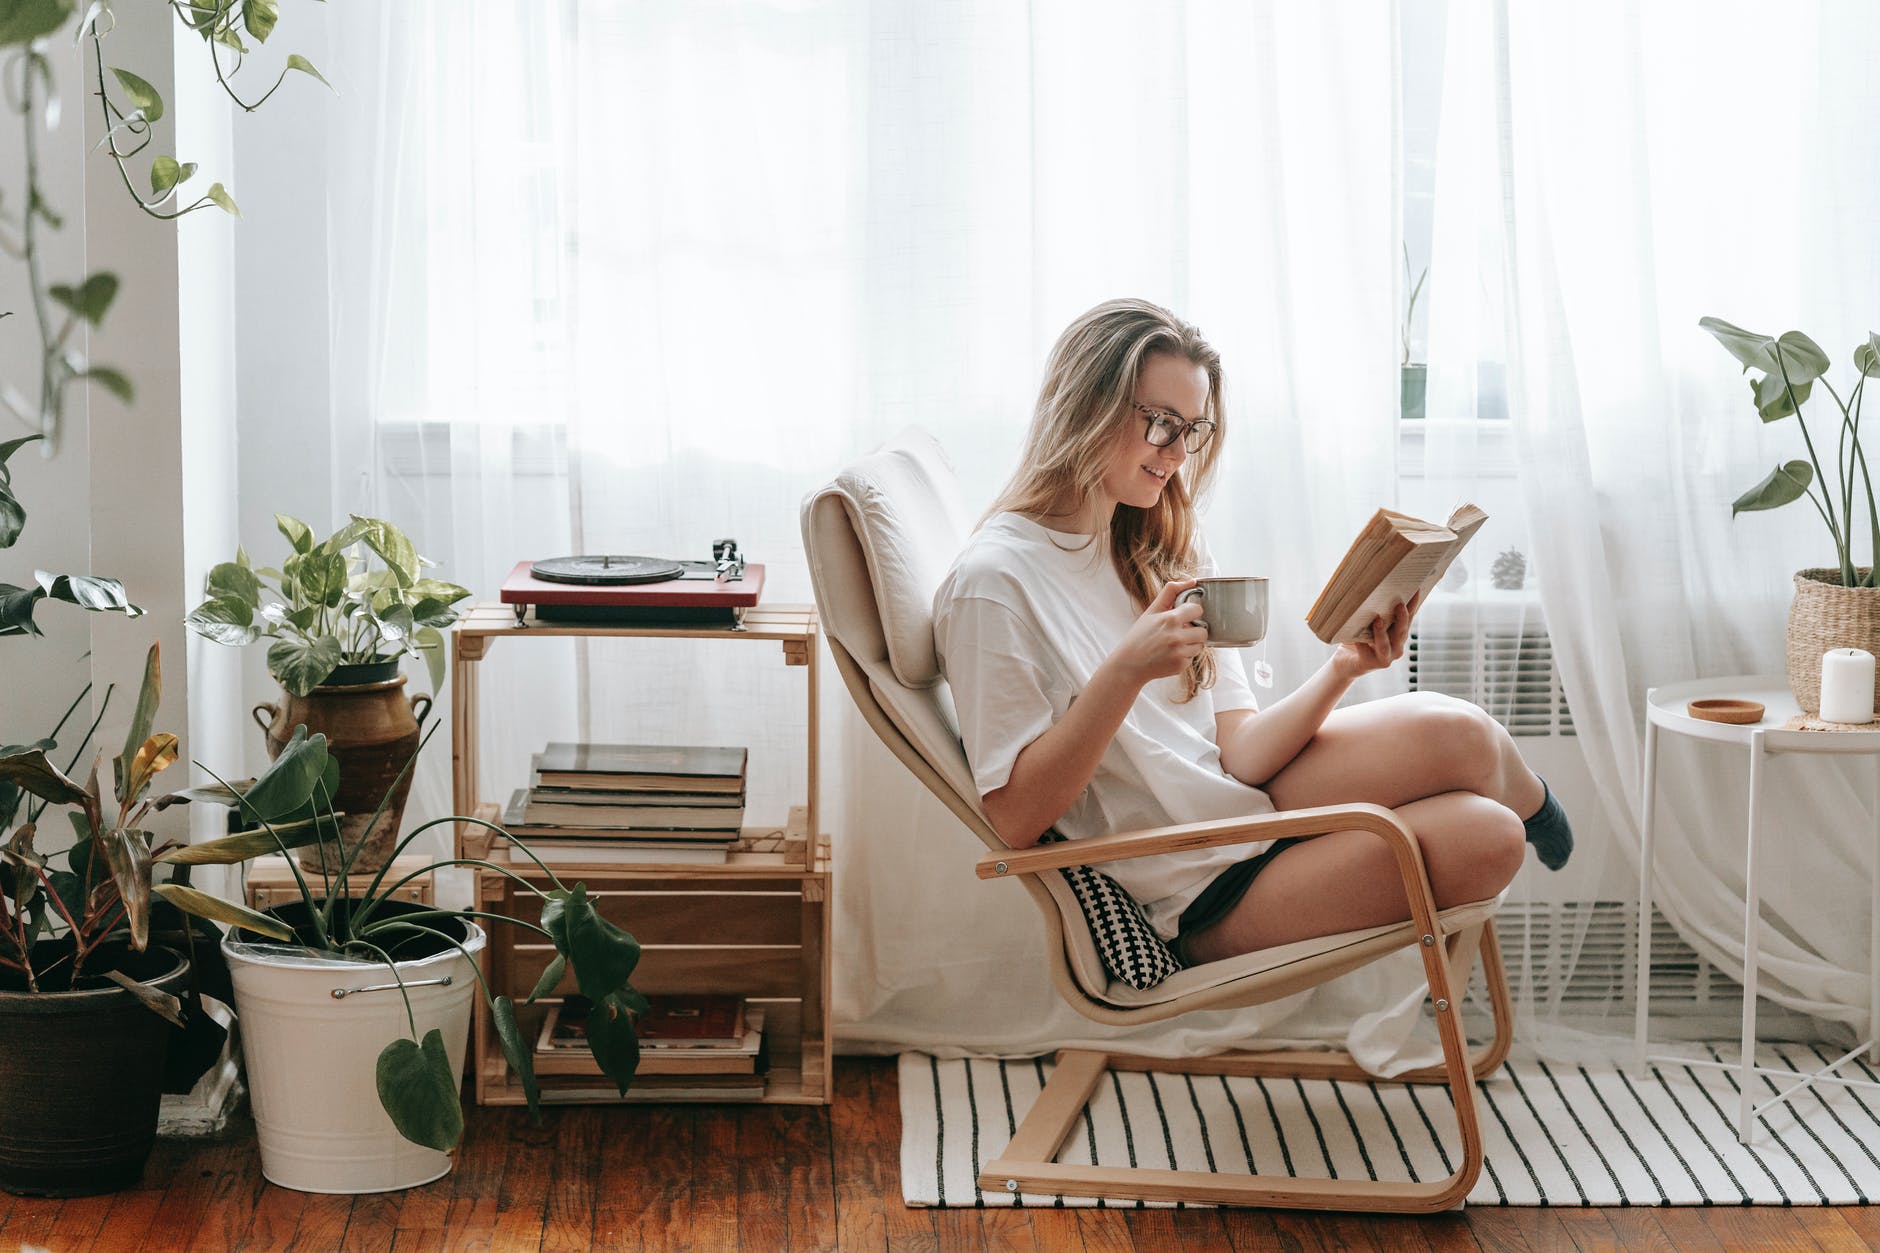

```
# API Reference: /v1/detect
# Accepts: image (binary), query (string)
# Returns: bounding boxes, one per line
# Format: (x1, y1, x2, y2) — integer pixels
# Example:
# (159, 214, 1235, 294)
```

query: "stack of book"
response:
(535, 994, 767, 1100)
(502, 742, 748, 865)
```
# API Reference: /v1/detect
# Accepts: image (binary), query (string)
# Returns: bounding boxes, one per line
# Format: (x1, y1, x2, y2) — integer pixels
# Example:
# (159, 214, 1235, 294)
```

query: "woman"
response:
(932, 298, 1570, 968)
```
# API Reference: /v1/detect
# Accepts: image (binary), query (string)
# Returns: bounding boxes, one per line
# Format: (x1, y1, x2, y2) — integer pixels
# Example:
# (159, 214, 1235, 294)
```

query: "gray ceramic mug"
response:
(1177, 577, 1269, 647)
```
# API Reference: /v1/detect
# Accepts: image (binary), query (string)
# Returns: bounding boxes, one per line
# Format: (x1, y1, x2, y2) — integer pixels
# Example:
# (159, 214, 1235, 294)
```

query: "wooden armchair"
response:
(801, 430, 1511, 1211)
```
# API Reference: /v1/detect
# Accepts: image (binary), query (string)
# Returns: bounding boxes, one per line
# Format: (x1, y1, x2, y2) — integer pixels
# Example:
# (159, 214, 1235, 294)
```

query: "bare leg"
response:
(1261, 691, 1544, 819)
(1182, 791, 1525, 962)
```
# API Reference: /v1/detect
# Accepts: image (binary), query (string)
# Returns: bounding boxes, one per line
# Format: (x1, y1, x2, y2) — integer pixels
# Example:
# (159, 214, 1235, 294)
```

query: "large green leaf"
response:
(243, 0, 277, 40)
(491, 996, 541, 1116)
(267, 635, 343, 697)
(239, 727, 332, 821)
(108, 67, 164, 123)
(153, 882, 294, 942)
(0, 573, 144, 637)
(0, 0, 73, 48)
(1856, 333, 1880, 379)
(376, 1030, 464, 1151)
(275, 513, 314, 555)
(1732, 460, 1814, 516)
(348, 517, 420, 587)
(526, 953, 566, 1003)
(416, 626, 446, 694)
(0, 434, 41, 549)
(0, 745, 88, 805)
(114, 642, 161, 803)
(541, 885, 641, 1004)
(285, 54, 330, 91)
(185, 596, 258, 647)
(204, 182, 239, 218)
(581, 991, 642, 1094)
(1774, 331, 1831, 385)
(206, 561, 262, 608)
(1753, 372, 1812, 422)
(1700, 316, 1778, 374)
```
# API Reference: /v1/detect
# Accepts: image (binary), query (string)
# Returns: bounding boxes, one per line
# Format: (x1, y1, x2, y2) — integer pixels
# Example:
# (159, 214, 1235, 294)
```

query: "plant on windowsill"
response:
(1700, 316, 1880, 713)
(185, 515, 471, 874)
(152, 724, 646, 1194)
(0, 644, 231, 1197)
(1401, 243, 1430, 421)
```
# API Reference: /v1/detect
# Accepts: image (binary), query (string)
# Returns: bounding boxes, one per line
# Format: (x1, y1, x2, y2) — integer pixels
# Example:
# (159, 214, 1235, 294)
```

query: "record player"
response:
(500, 539, 765, 627)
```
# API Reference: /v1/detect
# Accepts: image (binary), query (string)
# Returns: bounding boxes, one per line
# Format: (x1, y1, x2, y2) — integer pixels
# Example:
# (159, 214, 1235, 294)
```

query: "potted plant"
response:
(1701, 317, 1880, 713)
(186, 514, 471, 873)
(1401, 243, 1430, 421)
(152, 725, 646, 1194)
(0, 644, 230, 1197)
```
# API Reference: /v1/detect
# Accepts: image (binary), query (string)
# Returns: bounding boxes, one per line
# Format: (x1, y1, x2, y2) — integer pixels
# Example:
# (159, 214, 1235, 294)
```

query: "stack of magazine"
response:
(502, 742, 748, 865)
(535, 994, 767, 1099)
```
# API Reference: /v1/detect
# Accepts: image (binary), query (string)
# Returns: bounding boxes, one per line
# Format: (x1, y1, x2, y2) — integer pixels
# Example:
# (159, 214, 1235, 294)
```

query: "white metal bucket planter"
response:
(224, 921, 486, 1194)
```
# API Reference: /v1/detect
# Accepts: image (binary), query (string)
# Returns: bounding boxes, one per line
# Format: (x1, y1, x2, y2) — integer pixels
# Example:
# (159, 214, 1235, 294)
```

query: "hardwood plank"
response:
(90, 1191, 167, 1253)
(779, 1103, 842, 1252)
(1638, 1208, 1725, 1253)
(391, 1228, 447, 1252)
(1364, 1211, 1445, 1252)
(830, 1059, 890, 1252)
(540, 1107, 602, 1253)
(286, 1194, 356, 1253)
(931, 1206, 992, 1253)
(592, 1104, 695, 1251)
(45, 1190, 115, 1247)
(1018, 1208, 1088, 1253)
(213, 1155, 302, 1253)
(439, 1197, 500, 1253)
(689, 1105, 740, 1252)
(1456, 1205, 1574, 1253)
(488, 1098, 555, 1250)
(1401, 1213, 1480, 1253)
(1123, 1206, 1231, 1253)
(1694, 1204, 1826, 1253)
(866, 1056, 944, 1252)
(1822, 1203, 1880, 1249)
(1217, 1209, 1290, 1253)
(737, 1105, 791, 1251)
(1065, 1207, 1133, 1253)
(344, 1191, 407, 1253)
(1792, 1207, 1876, 1253)
(0, 1196, 60, 1250)
(140, 1128, 249, 1249)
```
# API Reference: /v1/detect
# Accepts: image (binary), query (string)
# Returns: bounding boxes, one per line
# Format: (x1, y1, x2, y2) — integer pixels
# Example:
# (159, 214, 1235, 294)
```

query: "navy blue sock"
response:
(1523, 777, 1573, 871)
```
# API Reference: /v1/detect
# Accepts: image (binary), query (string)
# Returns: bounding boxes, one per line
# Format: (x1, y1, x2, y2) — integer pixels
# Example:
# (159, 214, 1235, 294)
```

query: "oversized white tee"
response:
(932, 511, 1277, 940)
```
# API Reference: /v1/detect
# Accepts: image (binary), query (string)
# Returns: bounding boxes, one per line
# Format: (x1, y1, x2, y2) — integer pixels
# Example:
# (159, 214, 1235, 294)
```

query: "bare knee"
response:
(1401, 692, 1509, 796)
(1419, 793, 1525, 907)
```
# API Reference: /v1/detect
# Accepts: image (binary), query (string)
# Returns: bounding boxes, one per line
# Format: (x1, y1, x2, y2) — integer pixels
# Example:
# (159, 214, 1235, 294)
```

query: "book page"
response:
(1314, 502, 1487, 644)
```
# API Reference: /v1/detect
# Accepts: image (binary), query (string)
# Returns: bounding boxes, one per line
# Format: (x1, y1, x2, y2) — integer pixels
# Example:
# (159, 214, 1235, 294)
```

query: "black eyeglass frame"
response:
(1134, 403, 1218, 454)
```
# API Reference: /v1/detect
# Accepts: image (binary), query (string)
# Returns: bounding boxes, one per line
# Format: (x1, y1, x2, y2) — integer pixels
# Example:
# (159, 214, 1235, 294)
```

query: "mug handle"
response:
(1176, 586, 1206, 608)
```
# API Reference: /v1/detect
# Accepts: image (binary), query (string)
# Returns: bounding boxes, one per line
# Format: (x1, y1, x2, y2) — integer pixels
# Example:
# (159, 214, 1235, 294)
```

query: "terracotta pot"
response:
(1785, 567, 1880, 714)
(253, 670, 433, 874)
(0, 944, 190, 1196)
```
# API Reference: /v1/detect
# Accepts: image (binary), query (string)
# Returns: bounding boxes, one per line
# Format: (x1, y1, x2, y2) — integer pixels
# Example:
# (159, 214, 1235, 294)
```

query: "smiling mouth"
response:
(1141, 465, 1171, 482)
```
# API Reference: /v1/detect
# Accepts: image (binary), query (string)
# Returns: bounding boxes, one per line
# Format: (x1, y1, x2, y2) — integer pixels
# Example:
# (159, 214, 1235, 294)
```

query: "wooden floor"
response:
(7, 1056, 1880, 1251)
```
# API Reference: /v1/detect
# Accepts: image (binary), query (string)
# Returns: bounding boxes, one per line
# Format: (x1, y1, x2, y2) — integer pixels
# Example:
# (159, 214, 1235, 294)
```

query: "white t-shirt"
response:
(931, 511, 1277, 940)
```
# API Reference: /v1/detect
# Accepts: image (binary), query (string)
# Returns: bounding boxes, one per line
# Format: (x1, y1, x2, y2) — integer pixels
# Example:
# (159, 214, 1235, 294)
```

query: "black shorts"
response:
(1171, 836, 1305, 966)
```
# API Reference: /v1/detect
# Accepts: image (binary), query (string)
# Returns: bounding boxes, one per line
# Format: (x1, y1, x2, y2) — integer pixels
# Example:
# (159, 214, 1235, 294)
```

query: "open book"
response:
(1305, 503, 1488, 645)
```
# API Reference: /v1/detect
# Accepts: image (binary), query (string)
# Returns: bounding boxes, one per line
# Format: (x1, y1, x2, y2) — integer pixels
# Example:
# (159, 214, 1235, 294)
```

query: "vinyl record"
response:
(529, 555, 686, 585)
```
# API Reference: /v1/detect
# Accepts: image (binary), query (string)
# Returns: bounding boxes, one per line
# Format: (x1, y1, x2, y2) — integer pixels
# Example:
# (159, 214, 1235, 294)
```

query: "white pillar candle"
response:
(1820, 648, 1876, 724)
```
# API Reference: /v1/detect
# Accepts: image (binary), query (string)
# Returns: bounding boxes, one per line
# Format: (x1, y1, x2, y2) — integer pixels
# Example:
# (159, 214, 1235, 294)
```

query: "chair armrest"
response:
(973, 802, 1414, 880)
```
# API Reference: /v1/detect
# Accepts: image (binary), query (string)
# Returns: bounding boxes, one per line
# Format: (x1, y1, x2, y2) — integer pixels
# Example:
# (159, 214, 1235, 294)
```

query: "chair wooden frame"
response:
(826, 638, 1513, 1212)
(804, 463, 1512, 1212)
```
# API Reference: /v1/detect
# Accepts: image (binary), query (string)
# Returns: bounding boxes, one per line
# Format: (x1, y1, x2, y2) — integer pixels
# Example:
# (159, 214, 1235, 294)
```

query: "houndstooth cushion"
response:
(1041, 833, 1184, 990)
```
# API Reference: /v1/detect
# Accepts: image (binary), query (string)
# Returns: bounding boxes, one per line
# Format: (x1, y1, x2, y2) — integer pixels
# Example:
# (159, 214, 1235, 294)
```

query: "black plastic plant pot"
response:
(0, 944, 190, 1197)
(238, 897, 470, 958)
(320, 655, 403, 688)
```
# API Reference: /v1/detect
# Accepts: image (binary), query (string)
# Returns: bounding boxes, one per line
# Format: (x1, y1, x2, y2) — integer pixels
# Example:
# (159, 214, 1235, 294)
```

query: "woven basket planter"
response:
(1786, 568, 1880, 714)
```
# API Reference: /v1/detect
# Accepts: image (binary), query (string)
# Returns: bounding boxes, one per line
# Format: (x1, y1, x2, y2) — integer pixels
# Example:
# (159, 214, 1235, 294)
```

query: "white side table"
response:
(1634, 674, 1880, 1144)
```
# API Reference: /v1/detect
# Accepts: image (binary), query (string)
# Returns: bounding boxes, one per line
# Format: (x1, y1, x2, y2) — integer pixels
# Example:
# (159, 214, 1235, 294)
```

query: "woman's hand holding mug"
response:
(1112, 579, 1209, 684)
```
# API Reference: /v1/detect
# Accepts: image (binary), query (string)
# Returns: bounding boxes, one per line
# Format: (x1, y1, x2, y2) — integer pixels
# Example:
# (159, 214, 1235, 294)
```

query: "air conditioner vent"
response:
(1408, 626, 1574, 737)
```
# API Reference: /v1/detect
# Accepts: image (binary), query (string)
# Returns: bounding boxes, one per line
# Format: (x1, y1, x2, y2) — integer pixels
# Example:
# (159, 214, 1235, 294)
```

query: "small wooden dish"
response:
(1687, 698, 1765, 725)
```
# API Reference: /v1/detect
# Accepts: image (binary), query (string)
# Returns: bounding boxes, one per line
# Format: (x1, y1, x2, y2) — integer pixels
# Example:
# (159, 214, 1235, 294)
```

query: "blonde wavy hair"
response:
(985, 298, 1226, 700)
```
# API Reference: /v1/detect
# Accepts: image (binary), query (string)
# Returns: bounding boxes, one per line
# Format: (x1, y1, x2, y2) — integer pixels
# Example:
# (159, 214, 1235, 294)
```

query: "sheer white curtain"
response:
(318, 1, 1430, 1060)
(1425, 0, 1880, 1048)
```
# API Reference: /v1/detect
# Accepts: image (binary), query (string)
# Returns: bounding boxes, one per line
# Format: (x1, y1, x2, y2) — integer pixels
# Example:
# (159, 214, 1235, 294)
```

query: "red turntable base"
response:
(499, 560, 765, 626)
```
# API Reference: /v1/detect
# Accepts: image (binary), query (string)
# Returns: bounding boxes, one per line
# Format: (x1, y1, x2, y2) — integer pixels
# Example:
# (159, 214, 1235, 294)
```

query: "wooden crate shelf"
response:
(450, 601, 832, 1107)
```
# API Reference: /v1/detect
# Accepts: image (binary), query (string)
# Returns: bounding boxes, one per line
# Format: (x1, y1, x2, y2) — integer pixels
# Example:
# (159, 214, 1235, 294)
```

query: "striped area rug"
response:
(898, 1044, 1880, 1206)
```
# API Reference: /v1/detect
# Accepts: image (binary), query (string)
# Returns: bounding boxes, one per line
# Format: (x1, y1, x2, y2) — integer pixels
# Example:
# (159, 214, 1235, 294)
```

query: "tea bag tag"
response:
(1250, 637, 1273, 689)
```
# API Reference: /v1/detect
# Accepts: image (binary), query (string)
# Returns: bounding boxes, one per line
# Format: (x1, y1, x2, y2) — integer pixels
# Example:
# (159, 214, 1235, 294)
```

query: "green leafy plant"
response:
(186, 515, 471, 697)
(0, 435, 141, 637)
(0, 643, 231, 1091)
(1702, 317, 1880, 586)
(153, 725, 646, 1150)
(5, 0, 329, 449)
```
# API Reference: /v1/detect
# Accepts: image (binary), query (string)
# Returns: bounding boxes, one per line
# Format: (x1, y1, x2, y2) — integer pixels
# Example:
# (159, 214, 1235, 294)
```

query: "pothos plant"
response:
(1704, 317, 1880, 587)
(186, 515, 472, 697)
(152, 723, 646, 1150)
(0, 643, 232, 1092)
(4, 0, 329, 450)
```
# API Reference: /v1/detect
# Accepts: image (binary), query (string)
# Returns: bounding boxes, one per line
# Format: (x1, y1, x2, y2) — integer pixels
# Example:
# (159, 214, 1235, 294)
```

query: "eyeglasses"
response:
(1135, 404, 1217, 454)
